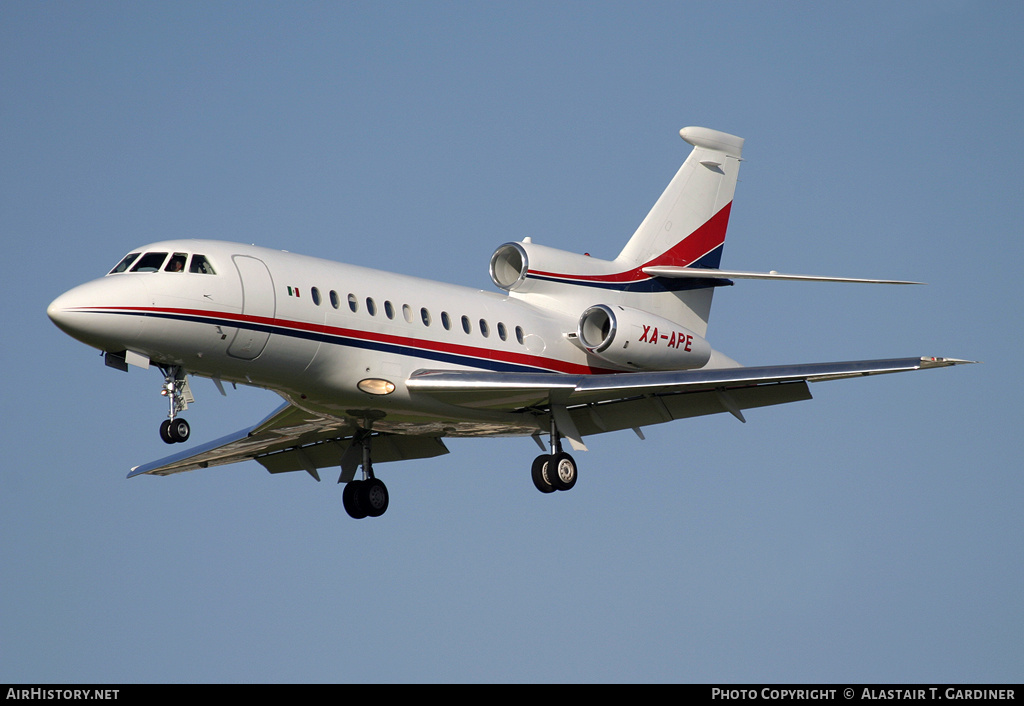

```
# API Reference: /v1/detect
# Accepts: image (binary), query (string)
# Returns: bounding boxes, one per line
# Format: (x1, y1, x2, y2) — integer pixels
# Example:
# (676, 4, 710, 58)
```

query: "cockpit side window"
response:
(109, 253, 140, 274)
(188, 254, 216, 274)
(130, 252, 169, 272)
(164, 253, 188, 273)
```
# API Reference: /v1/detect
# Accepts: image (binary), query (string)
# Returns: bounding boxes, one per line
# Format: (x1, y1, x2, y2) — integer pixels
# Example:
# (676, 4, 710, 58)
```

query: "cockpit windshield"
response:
(164, 253, 187, 272)
(189, 254, 216, 274)
(131, 252, 169, 272)
(108, 251, 217, 275)
(109, 253, 140, 274)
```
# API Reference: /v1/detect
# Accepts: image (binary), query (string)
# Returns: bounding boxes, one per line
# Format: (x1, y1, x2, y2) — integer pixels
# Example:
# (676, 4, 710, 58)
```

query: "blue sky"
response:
(2, 1, 1021, 683)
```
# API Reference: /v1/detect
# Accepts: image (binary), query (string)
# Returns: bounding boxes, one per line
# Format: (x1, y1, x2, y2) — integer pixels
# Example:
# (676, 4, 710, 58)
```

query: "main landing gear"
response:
(341, 431, 390, 520)
(531, 415, 578, 494)
(157, 365, 192, 444)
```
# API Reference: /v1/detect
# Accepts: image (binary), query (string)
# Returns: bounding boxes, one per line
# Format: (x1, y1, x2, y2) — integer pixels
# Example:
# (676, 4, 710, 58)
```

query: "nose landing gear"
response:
(157, 365, 193, 444)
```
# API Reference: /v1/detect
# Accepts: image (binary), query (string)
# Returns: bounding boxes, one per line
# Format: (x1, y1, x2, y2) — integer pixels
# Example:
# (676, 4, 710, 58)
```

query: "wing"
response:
(128, 402, 448, 479)
(130, 356, 971, 477)
(406, 356, 975, 449)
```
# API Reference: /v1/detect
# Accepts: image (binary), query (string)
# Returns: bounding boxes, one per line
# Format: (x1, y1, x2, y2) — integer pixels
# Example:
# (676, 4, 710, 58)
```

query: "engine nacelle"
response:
(489, 240, 621, 294)
(577, 304, 711, 371)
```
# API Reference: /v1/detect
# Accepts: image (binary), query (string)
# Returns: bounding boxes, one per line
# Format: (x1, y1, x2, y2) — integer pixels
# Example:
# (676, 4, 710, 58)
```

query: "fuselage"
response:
(48, 129, 751, 444)
(47, 239, 630, 437)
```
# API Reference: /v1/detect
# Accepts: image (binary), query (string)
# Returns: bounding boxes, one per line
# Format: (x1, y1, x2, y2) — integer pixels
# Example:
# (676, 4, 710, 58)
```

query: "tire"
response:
(549, 452, 577, 491)
(343, 481, 368, 519)
(360, 478, 389, 518)
(159, 420, 175, 444)
(531, 455, 556, 494)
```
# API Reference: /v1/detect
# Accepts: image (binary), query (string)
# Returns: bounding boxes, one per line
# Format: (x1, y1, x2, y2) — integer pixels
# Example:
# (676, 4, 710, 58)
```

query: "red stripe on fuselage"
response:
(73, 305, 614, 375)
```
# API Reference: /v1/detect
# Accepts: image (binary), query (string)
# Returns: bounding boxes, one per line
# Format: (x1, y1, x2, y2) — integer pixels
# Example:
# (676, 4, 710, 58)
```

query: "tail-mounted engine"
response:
(577, 304, 711, 371)
(490, 240, 622, 294)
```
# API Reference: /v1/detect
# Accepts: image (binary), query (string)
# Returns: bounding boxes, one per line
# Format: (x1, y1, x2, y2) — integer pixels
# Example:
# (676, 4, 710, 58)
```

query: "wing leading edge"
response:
(407, 356, 973, 402)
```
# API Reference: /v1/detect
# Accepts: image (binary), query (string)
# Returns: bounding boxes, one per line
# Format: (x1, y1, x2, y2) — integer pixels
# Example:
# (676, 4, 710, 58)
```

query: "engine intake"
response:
(577, 304, 711, 370)
(489, 240, 622, 294)
(489, 242, 529, 291)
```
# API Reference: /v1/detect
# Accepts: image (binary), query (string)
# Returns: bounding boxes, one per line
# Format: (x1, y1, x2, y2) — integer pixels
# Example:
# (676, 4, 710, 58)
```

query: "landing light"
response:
(357, 378, 396, 396)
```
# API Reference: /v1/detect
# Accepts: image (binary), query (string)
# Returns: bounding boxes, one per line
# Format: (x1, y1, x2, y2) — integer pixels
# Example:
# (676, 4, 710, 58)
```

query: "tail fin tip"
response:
(679, 126, 744, 157)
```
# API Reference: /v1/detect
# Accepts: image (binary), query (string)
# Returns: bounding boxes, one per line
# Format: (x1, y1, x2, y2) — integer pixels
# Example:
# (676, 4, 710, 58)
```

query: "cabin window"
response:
(109, 253, 140, 274)
(189, 254, 216, 274)
(348, 293, 358, 313)
(384, 301, 395, 319)
(497, 322, 507, 341)
(421, 307, 431, 326)
(130, 252, 168, 272)
(479, 319, 490, 338)
(441, 311, 451, 330)
(402, 304, 413, 323)
(366, 298, 377, 316)
(515, 326, 524, 344)
(330, 290, 340, 309)
(461, 315, 472, 334)
(311, 287, 322, 306)
(164, 253, 188, 273)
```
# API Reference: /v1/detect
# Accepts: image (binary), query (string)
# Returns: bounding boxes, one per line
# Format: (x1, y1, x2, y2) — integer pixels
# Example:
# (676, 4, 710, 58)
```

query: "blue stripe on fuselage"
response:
(92, 308, 561, 374)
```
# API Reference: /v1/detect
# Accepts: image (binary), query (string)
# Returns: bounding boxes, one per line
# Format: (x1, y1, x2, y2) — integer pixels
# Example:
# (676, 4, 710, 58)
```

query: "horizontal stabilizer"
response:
(642, 266, 924, 285)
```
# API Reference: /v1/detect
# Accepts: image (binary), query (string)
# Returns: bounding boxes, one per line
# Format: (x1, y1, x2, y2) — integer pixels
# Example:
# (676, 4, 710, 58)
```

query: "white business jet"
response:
(47, 126, 973, 519)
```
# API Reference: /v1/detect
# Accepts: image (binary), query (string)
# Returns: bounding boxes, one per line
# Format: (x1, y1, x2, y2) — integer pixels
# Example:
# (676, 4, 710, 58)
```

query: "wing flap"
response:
(256, 435, 448, 475)
(570, 380, 813, 436)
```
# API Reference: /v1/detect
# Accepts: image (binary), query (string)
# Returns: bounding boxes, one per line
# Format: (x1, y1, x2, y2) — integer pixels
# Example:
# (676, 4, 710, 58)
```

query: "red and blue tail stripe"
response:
(527, 203, 733, 291)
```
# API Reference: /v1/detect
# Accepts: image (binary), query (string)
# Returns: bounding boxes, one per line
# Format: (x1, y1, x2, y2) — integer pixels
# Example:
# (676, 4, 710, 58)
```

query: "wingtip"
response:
(919, 356, 979, 368)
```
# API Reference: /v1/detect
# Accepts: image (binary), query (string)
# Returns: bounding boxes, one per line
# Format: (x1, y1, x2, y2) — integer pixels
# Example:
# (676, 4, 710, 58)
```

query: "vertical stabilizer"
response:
(611, 127, 744, 336)
(616, 127, 743, 271)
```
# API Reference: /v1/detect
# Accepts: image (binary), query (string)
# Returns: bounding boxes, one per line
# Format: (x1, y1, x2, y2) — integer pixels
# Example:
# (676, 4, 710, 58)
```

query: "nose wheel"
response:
(159, 418, 191, 444)
(157, 365, 193, 444)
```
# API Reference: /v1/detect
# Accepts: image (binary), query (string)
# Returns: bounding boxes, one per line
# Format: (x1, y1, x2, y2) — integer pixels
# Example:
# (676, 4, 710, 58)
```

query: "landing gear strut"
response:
(341, 431, 390, 519)
(158, 365, 192, 444)
(531, 414, 578, 494)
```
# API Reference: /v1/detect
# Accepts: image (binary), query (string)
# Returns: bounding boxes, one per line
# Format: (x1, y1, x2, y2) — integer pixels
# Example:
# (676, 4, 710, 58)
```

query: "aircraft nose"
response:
(47, 277, 148, 350)
(47, 289, 82, 335)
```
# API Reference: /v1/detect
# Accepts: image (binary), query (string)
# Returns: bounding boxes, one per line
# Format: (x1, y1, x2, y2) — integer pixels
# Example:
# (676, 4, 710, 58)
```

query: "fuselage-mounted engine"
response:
(577, 304, 711, 371)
